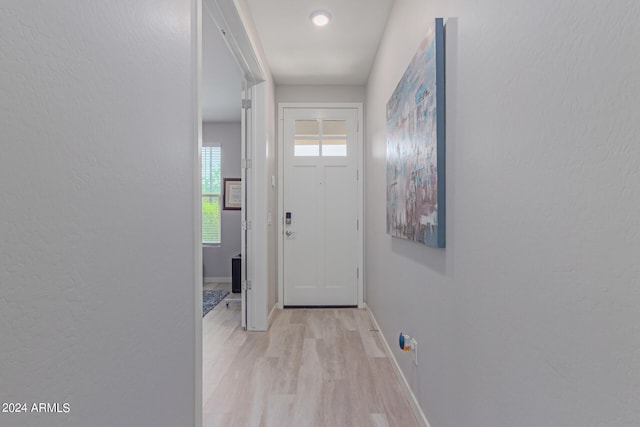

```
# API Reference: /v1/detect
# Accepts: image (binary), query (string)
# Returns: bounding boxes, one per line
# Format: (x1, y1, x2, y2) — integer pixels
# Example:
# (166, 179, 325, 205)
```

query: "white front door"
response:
(282, 107, 360, 306)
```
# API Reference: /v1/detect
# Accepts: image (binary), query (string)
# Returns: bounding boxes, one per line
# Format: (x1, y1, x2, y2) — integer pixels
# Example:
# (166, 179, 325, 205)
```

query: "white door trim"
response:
(193, 1, 203, 426)
(277, 102, 364, 309)
(240, 83, 250, 330)
(246, 81, 269, 331)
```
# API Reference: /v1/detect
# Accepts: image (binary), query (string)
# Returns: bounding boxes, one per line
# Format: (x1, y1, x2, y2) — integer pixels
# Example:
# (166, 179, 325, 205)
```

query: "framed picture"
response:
(223, 178, 242, 210)
(386, 18, 446, 248)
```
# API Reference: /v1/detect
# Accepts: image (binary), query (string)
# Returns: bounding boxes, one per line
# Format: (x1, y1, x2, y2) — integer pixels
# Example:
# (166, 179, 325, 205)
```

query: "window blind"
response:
(202, 146, 221, 244)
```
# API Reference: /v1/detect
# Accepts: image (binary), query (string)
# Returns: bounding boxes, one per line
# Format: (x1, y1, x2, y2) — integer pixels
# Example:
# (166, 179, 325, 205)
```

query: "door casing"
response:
(277, 102, 364, 309)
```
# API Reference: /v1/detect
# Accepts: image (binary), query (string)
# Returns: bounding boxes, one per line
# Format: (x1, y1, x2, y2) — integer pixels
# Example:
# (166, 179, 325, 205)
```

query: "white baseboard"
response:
(204, 276, 231, 283)
(365, 304, 431, 427)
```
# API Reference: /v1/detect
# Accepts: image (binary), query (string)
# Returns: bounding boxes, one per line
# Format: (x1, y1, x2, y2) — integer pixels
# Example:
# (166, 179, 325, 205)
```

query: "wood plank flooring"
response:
(202, 283, 420, 427)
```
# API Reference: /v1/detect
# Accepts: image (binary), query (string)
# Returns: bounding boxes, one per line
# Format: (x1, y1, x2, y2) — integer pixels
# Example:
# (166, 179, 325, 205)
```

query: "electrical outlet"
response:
(411, 338, 418, 366)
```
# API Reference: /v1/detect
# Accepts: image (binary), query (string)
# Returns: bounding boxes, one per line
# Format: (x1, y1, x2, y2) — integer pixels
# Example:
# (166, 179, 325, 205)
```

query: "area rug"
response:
(203, 290, 230, 317)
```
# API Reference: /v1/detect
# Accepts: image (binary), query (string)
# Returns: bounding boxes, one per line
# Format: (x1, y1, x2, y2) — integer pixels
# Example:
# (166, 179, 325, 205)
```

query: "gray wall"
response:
(276, 84, 366, 104)
(203, 122, 242, 280)
(0, 2, 197, 426)
(365, 1, 640, 426)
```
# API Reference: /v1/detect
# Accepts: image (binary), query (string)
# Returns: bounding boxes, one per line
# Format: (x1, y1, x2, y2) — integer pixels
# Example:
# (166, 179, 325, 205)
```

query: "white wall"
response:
(203, 122, 242, 280)
(276, 84, 366, 104)
(366, 1, 640, 426)
(0, 2, 197, 426)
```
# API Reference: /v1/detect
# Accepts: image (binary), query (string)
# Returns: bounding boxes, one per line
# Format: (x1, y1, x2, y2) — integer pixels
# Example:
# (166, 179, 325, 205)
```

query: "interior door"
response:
(240, 83, 251, 329)
(282, 107, 359, 306)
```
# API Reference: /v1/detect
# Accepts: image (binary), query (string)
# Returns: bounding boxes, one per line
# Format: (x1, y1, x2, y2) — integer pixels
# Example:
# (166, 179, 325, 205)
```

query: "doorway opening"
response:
(201, 0, 246, 325)
(200, 0, 268, 423)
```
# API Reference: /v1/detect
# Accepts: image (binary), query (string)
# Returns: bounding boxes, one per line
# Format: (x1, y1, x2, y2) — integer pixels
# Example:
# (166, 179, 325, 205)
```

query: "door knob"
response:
(285, 230, 294, 237)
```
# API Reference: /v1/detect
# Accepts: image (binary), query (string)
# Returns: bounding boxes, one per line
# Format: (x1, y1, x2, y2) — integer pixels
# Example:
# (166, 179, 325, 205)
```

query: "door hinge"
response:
(357, 267, 359, 279)
(242, 220, 252, 231)
(246, 280, 252, 290)
(242, 99, 252, 109)
(357, 219, 359, 231)
(242, 159, 252, 169)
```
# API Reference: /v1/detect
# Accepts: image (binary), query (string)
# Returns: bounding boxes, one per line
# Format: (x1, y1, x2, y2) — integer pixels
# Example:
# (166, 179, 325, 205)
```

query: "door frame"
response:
(277, 102, 364, 309)
(203, 0, 266, 330)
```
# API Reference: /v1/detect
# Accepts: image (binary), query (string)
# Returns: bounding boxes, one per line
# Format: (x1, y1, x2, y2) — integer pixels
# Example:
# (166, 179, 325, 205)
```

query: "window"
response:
(294, 119, 347, 157)
(321, 120, 347, 156)
(294, 120, 320, 156)
(202, 146, 221, 244)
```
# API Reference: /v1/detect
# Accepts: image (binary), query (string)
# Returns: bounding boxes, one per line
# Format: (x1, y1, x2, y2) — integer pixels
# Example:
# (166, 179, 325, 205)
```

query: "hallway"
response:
(203, 306, 420, 426)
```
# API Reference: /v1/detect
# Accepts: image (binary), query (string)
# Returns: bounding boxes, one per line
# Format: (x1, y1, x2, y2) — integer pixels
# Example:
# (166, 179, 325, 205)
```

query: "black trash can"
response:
(231, 254, 241, 293)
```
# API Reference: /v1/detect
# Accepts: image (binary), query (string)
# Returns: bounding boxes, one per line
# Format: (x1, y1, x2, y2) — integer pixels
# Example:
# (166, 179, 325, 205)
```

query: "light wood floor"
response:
(202, 283, 420, 427)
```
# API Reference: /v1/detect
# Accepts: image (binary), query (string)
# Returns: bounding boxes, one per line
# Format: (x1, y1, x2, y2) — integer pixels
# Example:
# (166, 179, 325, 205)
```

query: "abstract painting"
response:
(386, 18, 445, 248)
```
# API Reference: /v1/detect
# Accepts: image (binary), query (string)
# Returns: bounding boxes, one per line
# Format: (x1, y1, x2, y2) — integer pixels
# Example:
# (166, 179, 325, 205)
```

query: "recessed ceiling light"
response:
(310, 10, 331, 27)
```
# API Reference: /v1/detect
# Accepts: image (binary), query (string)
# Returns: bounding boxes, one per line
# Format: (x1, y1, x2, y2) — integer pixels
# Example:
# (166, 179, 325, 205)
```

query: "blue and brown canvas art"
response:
(386, 18, 445, 248)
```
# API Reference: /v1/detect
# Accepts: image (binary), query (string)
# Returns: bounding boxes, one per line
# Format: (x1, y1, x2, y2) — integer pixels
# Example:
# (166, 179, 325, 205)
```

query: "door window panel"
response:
(322, 139, 347, 156)
(295, 120, 320, 156)
(294, 119, 348, 157)
(295, 120, 320, 136)
(321, 120, 347, 157)
(294, 139, 320, 156)
(322, 120, 347, 136)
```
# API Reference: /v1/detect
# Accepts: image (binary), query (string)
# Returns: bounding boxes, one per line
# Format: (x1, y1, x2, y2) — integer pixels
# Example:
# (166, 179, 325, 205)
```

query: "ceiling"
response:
(202, 0, 394, 122)
(246, 0, 394, 85)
